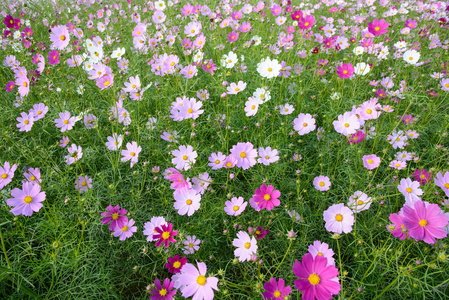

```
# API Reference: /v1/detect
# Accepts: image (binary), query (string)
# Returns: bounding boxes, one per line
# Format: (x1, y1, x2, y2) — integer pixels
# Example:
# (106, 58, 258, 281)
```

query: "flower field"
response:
(1, 0, 449, 299)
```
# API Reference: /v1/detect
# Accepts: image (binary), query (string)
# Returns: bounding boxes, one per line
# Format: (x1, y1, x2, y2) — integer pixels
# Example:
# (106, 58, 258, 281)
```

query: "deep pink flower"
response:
(48, 50, 60, 65)
(101, 204, 128, 231)
(5, 81, 15, 92)
(367, 19, 390, 36)
(402, 201, 448, 244)
(348, 131, 365, 145)
(262, 278, 292, 300)
(227, 31, 239, 42)
(292, 253, 341, 300)
(4, 15, 15, 28)
(253, 184, 281, 211)
(298, 15, 315, 30)
(291, 10, 303, 21)
(336, 63, 354, 79)
(166, 255, 187, 274)
(254, 226, 269, 240)
(154, 223, 177, 248)
(150, 278, 177, 300)
(412, 169, 432, 186)
(387, 213, 409, 240)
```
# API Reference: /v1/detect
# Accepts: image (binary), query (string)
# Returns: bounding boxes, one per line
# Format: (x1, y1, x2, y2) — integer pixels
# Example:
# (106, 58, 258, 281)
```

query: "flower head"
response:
(313, 175, 331, 191)
(101, 204, 128, 231)
(7, 182, 46, 216)
(253, 184, 281, 211)
(149, 278, 177, 300)
(262, 278, 292, 300)
(232, 231, 258, 262)
(113, 219, 137, 241)
(323, 203, 355, 234)
(172, 261, 218, 300)
(154, 223, 177, 248)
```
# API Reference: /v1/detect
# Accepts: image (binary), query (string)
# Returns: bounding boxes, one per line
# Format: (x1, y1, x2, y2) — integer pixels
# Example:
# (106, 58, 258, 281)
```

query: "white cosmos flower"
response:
(354, 62, 370, 75)
(257, 57, 282, 79)
(221, 51, 238, 68)
(403, 49, 420, 65)
(253, 88, 271, 104)
(111, 47, 125, 59)
(353, 46, 364, 55)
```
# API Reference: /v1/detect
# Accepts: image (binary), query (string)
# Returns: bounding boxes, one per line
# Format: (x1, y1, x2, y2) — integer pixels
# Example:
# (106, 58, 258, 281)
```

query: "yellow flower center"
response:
(30, 176, 36, 181)
(188, 108, 193, 113)
(103, 81, 110, 86)
(335, 214, 343, 221)
(162, 231, 170, 239)
(244, 242, 251, 249)
(368, 159, 373, 164)
(23, 82, 28, 87)
(130, 152, 136, 157)
(173, 261, 181, 268)
(444, 183, 449, 189)
(317, 252, 323, 256)
(406, 187, 412, 193)
(64, 120, 69, 124)
(24, 120, 29, 125)
(357, 200, 364, 205)
(189, 243, 193, 248)
(182, 155, 188, 160)
(121, 225, 128, 232)
(197, 275, 206, 285)
(233, 206, 239, 211)
(344, 123, 349, 127)
(319, 182, 325, 187)
(419, 219, 427, 227)
(60, 35, 66, 40)
(308, 273, 320, 285)
(159, 289, 167, 296)
(81, 181, 87, 186)
(343, 70, 348, 74)
(112, 213, 119, 220)
(240, 152, 246, 158)
(375, 26, 380, 31)
(264, 194, 271, 201)
(251, 105, 256, 110)
(268, 68, 272, 72)
(24, 196, 33, 204)
(186, 199, 192, 205)
(305, 22, 309, 26)
(226, 162, 232, 167)
(274, 291, 281, 297)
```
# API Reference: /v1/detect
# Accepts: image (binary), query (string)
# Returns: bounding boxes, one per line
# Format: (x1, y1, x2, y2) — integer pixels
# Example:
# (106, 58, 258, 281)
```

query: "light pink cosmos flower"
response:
(323, 203, 355, 234)
(143, 216, 167, 242)
(313, 175, 331, 191)
(229, 142, 257, 170)
(333, 112, 360, 136)
(29, 103, 48, 120)
(179, 97, 203, 120)
(7, 182, 46, 216)
(113, 218, 137, 241)
(208, 152, 226, 170)
(180, 65, 197, 79)
(15, 75, 30, 97)
(224, 196, 247, 216)
(440, 78, 449, 91)
(121, 141, 141, 168)
(362, 154, 381, 170)
(257, 147, 279, 165)
(172, 261, 218, 300)
(54, 111, 76, 132)
(75, 175, 92, 193)
(293, 113, 316, 135)
(402, 201, 448, 244)
(191, 172, 211, 195)
(49, 25, 70, 50)
(227, 81, 247, 95)
(16, 112, 34, 132)
(308, 240, 335, 266)
(244, 97, 259, 117)
(398, 178, 423, 206)
(105, 133, 123, 151)
(65, 144, 83, 165)
(390, 160, 406, 170)
(23, 167, 41, 185)
(435, 171, 449, 197)
(173, 187, 201, 216)
(232, 231, 258, 262)
(172, 145, 197, 171)
(347, 191, 372, 213)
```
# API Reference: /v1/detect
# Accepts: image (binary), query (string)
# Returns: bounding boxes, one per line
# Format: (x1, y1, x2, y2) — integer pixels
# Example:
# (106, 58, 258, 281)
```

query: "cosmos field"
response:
(1, 0, 449, 299)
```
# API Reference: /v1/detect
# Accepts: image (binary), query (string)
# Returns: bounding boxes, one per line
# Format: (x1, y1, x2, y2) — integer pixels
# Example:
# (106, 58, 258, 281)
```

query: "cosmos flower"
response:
(101, 204, 128, 231)
(113, 219, 137, 241)
(229, 142, 257, 170)
(323, 203, 355, 234)
(49, 25, 70, 50)
(7, 182, 46, 216)
(253, 184, 281, 211)
(172, 261, 218, 300)
(308, 240, 335, 266)
(262, 278, 292, 300)
(121, 141, 142, 168)
(149, 278, 177, 300)
(313, 175, 331, 192)
(232, 231, 258, 262)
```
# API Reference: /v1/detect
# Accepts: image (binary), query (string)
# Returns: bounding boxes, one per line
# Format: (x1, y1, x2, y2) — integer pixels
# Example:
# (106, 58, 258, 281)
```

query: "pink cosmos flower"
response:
(154, 223, 177, 248)
(347, 191, 372, 213)
(149, 278, 177, 300)
(412, 169, 432, 186)
(293, 113, 316, 135)
(435, 171, 449, 197)
(257, 147, 279, 165)
(313, 175, 331, 191)
(362, 154, 381, 170)
(292, 253, 341, 300)
(229, 142, 257, 170)
(308, 241, 335, 266)
(179, 98, 203, 120)
(173, 188, 201, 216)
(222, 156, 237, 169)
(143, 216, 167, 242)
(336, 63, 354, 78)
(398, 178, 423, 206)
(253, 184, 281, 211)
(298, 15, 315, 30)
(113, 218, 137, 241)
(16, 112, 34, 132)
(59, 136, 69, 148)
(5, 80, 15, 92)
(227, 81, 246, 95)
(323, 203, 355, 234)
(49, 25, 70, 50)
(23, 168, 41, 185)
(262, 278, 292, 300)
(386, 213, 408, 240)
(180, 65, 197, 79)
(348, 131, 365, 145)
(367, 19, 390, 36)
(390, 160, 406, 170)
(48, 50, 59, 65)
(105, 133, 123, 151)
(121, 141, 141, 168)
(7, 182, 46, 216)
(402, 201, 448, 244)
(166, 255, 187, 274)
(291, 10, 303, 21)
(208, 152, 226, 170)
(244, 97, 259, 117)
(29, 103, 48, 120)
(75, 175, 92, 193)
(54, 111, 76, 132)
(65, 144, 83, 165)
(333, 112, 360, 136)
(224, 196, 247, 216)
(172, 261, 218, 300)
(232, 231, 258, 262)
(227, 31, 239, 42)
(15, 75, 30, 97)
(172, 145, 197, 171)
(101, 204, 128, 231)
(96, 73, 114, 90)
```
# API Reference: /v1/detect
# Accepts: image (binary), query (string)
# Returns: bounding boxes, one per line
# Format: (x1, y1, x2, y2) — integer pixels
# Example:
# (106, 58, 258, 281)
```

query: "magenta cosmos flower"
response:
(253, 184, 281, 211)
(362, 154, 381, 170)
(0, 161, 18, 189)
(166, 255, 187, 274)
(412, 169, 432, 186)
(154, 223, 177, 248)
(367, 19, 390, 36)
(262, 277, 292, 300)
(113, 218, 137, 241)
(229, 142, 258, 170)
(150, 278, 177, 300)
(172, 261, 218, 300)
(49, 25, 70, 50)
(402, 201, 448, 244)
(298, 15, 315, 30)
(7, 182, 46, 216)
(313, 175, 331, 191)
(386, 213, 408, 240)
(292, 253, 341, 300)
(323, 203, 354, 234)
(336, 63, 354, 79)
(48, 50, 59, 65)
(101, 204, 128, 231)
